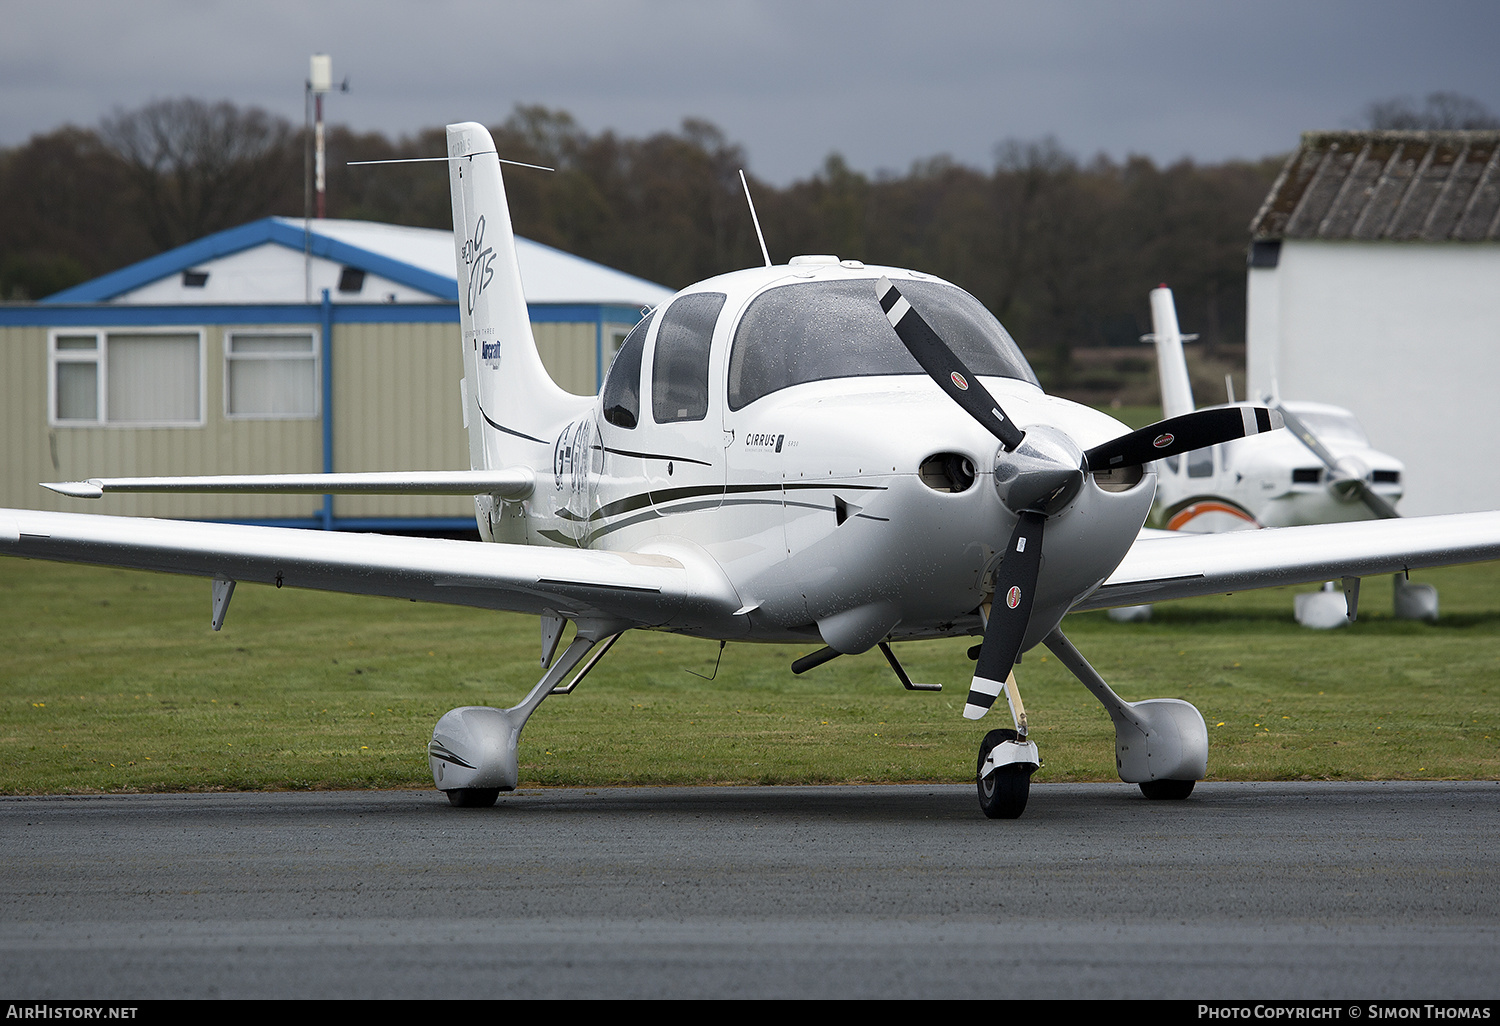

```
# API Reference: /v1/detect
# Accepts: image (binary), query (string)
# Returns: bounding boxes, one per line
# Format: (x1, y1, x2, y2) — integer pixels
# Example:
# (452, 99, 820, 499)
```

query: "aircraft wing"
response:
(1079, 511, 1500, 610)
(41, 469, 534, 499)
(0, 508, 741, 631)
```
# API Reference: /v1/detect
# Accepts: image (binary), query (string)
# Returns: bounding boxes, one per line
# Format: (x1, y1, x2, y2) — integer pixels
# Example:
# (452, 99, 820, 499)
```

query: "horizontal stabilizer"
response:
(42, 469, 535, 500)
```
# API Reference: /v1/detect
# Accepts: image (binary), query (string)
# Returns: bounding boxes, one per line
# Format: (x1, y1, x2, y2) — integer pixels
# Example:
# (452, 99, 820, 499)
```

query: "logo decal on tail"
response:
(462, 215, 496, 315)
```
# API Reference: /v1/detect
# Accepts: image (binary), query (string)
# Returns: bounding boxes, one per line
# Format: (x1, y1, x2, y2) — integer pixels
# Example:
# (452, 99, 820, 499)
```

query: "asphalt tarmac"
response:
(2, 781, 1497, 1000)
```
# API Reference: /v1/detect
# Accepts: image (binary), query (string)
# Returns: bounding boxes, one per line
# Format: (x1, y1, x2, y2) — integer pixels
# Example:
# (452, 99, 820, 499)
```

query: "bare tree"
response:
(99, 98, 301, 250)
(1364, 92, 1500, 131)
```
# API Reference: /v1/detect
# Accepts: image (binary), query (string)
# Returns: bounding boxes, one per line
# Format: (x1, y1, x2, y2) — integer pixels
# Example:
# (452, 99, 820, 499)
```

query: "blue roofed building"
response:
(1, 218, 674, 530)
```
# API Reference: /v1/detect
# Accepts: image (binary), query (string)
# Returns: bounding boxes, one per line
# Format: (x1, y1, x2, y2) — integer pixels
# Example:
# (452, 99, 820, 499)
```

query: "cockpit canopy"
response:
(601, 275, 1037, 429)
(1284, 408, 1370, 448)
(727, 278, 1036, 410)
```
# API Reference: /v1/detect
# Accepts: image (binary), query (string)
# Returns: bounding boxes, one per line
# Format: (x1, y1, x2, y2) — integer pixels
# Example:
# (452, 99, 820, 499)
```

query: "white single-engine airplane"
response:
(1143, 285, 1435, 626)
(6, 123, 1500, 819)
(1146, 285, 1404, 534)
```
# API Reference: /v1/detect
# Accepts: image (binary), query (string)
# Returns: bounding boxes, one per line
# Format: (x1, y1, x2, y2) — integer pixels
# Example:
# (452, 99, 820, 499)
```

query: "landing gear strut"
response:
(1043, 627, 1206, 799)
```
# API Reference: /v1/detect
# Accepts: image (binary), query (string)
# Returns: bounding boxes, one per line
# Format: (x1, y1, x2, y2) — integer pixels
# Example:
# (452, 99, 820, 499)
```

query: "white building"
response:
(1245, 131, 1500, 516)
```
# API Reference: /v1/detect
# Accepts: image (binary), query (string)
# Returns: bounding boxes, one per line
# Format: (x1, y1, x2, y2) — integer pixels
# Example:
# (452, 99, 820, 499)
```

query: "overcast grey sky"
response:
(4, 0, 1498, 183)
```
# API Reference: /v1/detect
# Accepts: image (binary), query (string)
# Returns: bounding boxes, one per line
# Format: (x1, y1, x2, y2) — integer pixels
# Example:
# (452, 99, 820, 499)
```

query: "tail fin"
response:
(1145, 285, 1197, 420)
(447, 122, 581, 471)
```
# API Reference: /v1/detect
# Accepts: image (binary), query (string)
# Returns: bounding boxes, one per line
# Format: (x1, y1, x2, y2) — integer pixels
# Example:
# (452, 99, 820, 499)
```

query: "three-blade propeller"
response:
(877, 277, 1282, 720)
(1275, 403, 1399, 520)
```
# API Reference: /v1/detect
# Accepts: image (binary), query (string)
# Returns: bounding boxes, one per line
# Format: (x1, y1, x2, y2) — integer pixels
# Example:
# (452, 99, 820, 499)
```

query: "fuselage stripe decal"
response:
(477, 403, 549, 445)
(588, 482, 887, 523)
(603, 446, 712, 467)
(564, 495, 877, 545)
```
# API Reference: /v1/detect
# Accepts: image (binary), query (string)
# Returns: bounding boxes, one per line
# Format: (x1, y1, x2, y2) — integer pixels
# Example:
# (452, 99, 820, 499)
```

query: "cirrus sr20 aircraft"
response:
(7, 122, 1500, 819)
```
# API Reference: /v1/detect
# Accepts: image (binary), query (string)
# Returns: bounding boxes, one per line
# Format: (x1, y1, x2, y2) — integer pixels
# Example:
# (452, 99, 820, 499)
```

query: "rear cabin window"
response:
(652, 292, 725, 424)
(601, 310, 655, 429)
(1187, 446, 1215, 478)
(727, 278, 1036, 410)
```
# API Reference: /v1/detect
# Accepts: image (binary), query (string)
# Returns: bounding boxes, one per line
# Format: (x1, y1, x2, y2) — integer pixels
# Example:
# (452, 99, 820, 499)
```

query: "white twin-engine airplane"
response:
(6, 123, 1500, 819)
(1146, 285, 1405, 534)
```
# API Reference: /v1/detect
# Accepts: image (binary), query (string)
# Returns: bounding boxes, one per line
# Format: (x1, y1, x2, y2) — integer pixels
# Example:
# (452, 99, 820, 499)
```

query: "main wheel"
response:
(446, 787, 501, 808)
(1138, 778, 1195, 800)
(977, 728, 1032, 819)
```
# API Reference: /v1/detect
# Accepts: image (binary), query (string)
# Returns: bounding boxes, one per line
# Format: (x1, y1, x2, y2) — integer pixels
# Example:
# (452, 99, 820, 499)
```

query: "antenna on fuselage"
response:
(740, 169, 772, 268)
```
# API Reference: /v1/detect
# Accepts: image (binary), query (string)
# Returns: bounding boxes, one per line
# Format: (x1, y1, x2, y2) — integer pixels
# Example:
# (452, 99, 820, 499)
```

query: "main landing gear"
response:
(1042, 627, 1206, 803)
(427, 619, 623, 808)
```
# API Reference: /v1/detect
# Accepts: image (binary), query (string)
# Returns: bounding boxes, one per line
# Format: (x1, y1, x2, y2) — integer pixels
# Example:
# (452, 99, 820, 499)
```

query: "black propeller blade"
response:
(878, 277, 1026, 451)
(1275, 403, 1399, 520)
(1083, 406, 1282, 472)
(965, 511, 1045, 720)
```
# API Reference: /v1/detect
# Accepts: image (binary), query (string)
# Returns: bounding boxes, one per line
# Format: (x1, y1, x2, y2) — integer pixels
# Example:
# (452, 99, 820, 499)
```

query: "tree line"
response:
(2, 98, 1287, 392)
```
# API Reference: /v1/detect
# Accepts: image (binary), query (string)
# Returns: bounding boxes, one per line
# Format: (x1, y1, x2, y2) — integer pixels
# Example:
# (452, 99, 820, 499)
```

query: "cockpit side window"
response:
(652, 292, 725, 424)
(1187, 445, 1215, 478)
(728, 278, 1036, 410)
(601, 309, 654, 429)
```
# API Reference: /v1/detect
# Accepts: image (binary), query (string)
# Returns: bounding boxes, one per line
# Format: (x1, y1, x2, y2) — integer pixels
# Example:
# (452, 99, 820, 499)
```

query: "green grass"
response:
(1, 557, 1497, 793)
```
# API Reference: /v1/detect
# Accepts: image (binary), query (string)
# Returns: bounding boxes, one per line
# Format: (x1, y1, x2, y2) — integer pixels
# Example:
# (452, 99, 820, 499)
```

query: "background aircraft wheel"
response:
(976, 728, 1031, 819)
(1138, 779, 1195, 800)
(446, 787, 500, 808)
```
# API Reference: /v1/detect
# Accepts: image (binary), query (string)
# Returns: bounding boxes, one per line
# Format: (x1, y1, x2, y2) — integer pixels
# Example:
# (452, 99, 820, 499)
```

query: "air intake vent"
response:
(919, 453, 976, 493)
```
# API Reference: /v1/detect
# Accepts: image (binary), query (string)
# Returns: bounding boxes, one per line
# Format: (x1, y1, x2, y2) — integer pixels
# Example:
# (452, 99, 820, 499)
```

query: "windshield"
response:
(727, 278, 1036, 410)
(1292, 409, 1369, 448)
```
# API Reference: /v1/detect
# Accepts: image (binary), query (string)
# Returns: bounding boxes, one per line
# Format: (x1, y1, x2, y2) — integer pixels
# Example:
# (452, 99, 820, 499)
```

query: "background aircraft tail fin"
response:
(1144, 285, 1198, 420)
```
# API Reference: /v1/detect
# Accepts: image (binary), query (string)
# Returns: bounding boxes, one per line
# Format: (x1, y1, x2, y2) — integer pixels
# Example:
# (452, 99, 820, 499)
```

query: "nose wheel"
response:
(977, 728, 1035, 819)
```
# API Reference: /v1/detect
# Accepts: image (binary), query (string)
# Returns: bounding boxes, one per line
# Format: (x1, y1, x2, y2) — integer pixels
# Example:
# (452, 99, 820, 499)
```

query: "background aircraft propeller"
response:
(1274, 402, 1399, 520)
(877, 276, 1283, 719)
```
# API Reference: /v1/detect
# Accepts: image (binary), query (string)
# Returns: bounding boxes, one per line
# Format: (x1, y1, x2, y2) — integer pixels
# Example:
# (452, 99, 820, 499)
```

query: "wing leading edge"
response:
(0, 508, 741, 632)
(1080, 511, 1500, 611)
(41, 469, 535, 500)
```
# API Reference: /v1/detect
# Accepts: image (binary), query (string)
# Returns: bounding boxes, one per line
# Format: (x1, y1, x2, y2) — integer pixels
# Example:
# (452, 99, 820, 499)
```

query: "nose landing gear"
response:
(977, 727, 1036, 819)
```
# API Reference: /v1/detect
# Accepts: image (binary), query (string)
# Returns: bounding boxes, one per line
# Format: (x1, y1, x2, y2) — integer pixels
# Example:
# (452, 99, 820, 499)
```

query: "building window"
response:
(225, 331, 319, 418)
(337, 266, 366, 293)
(50, 329, 204, 426)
